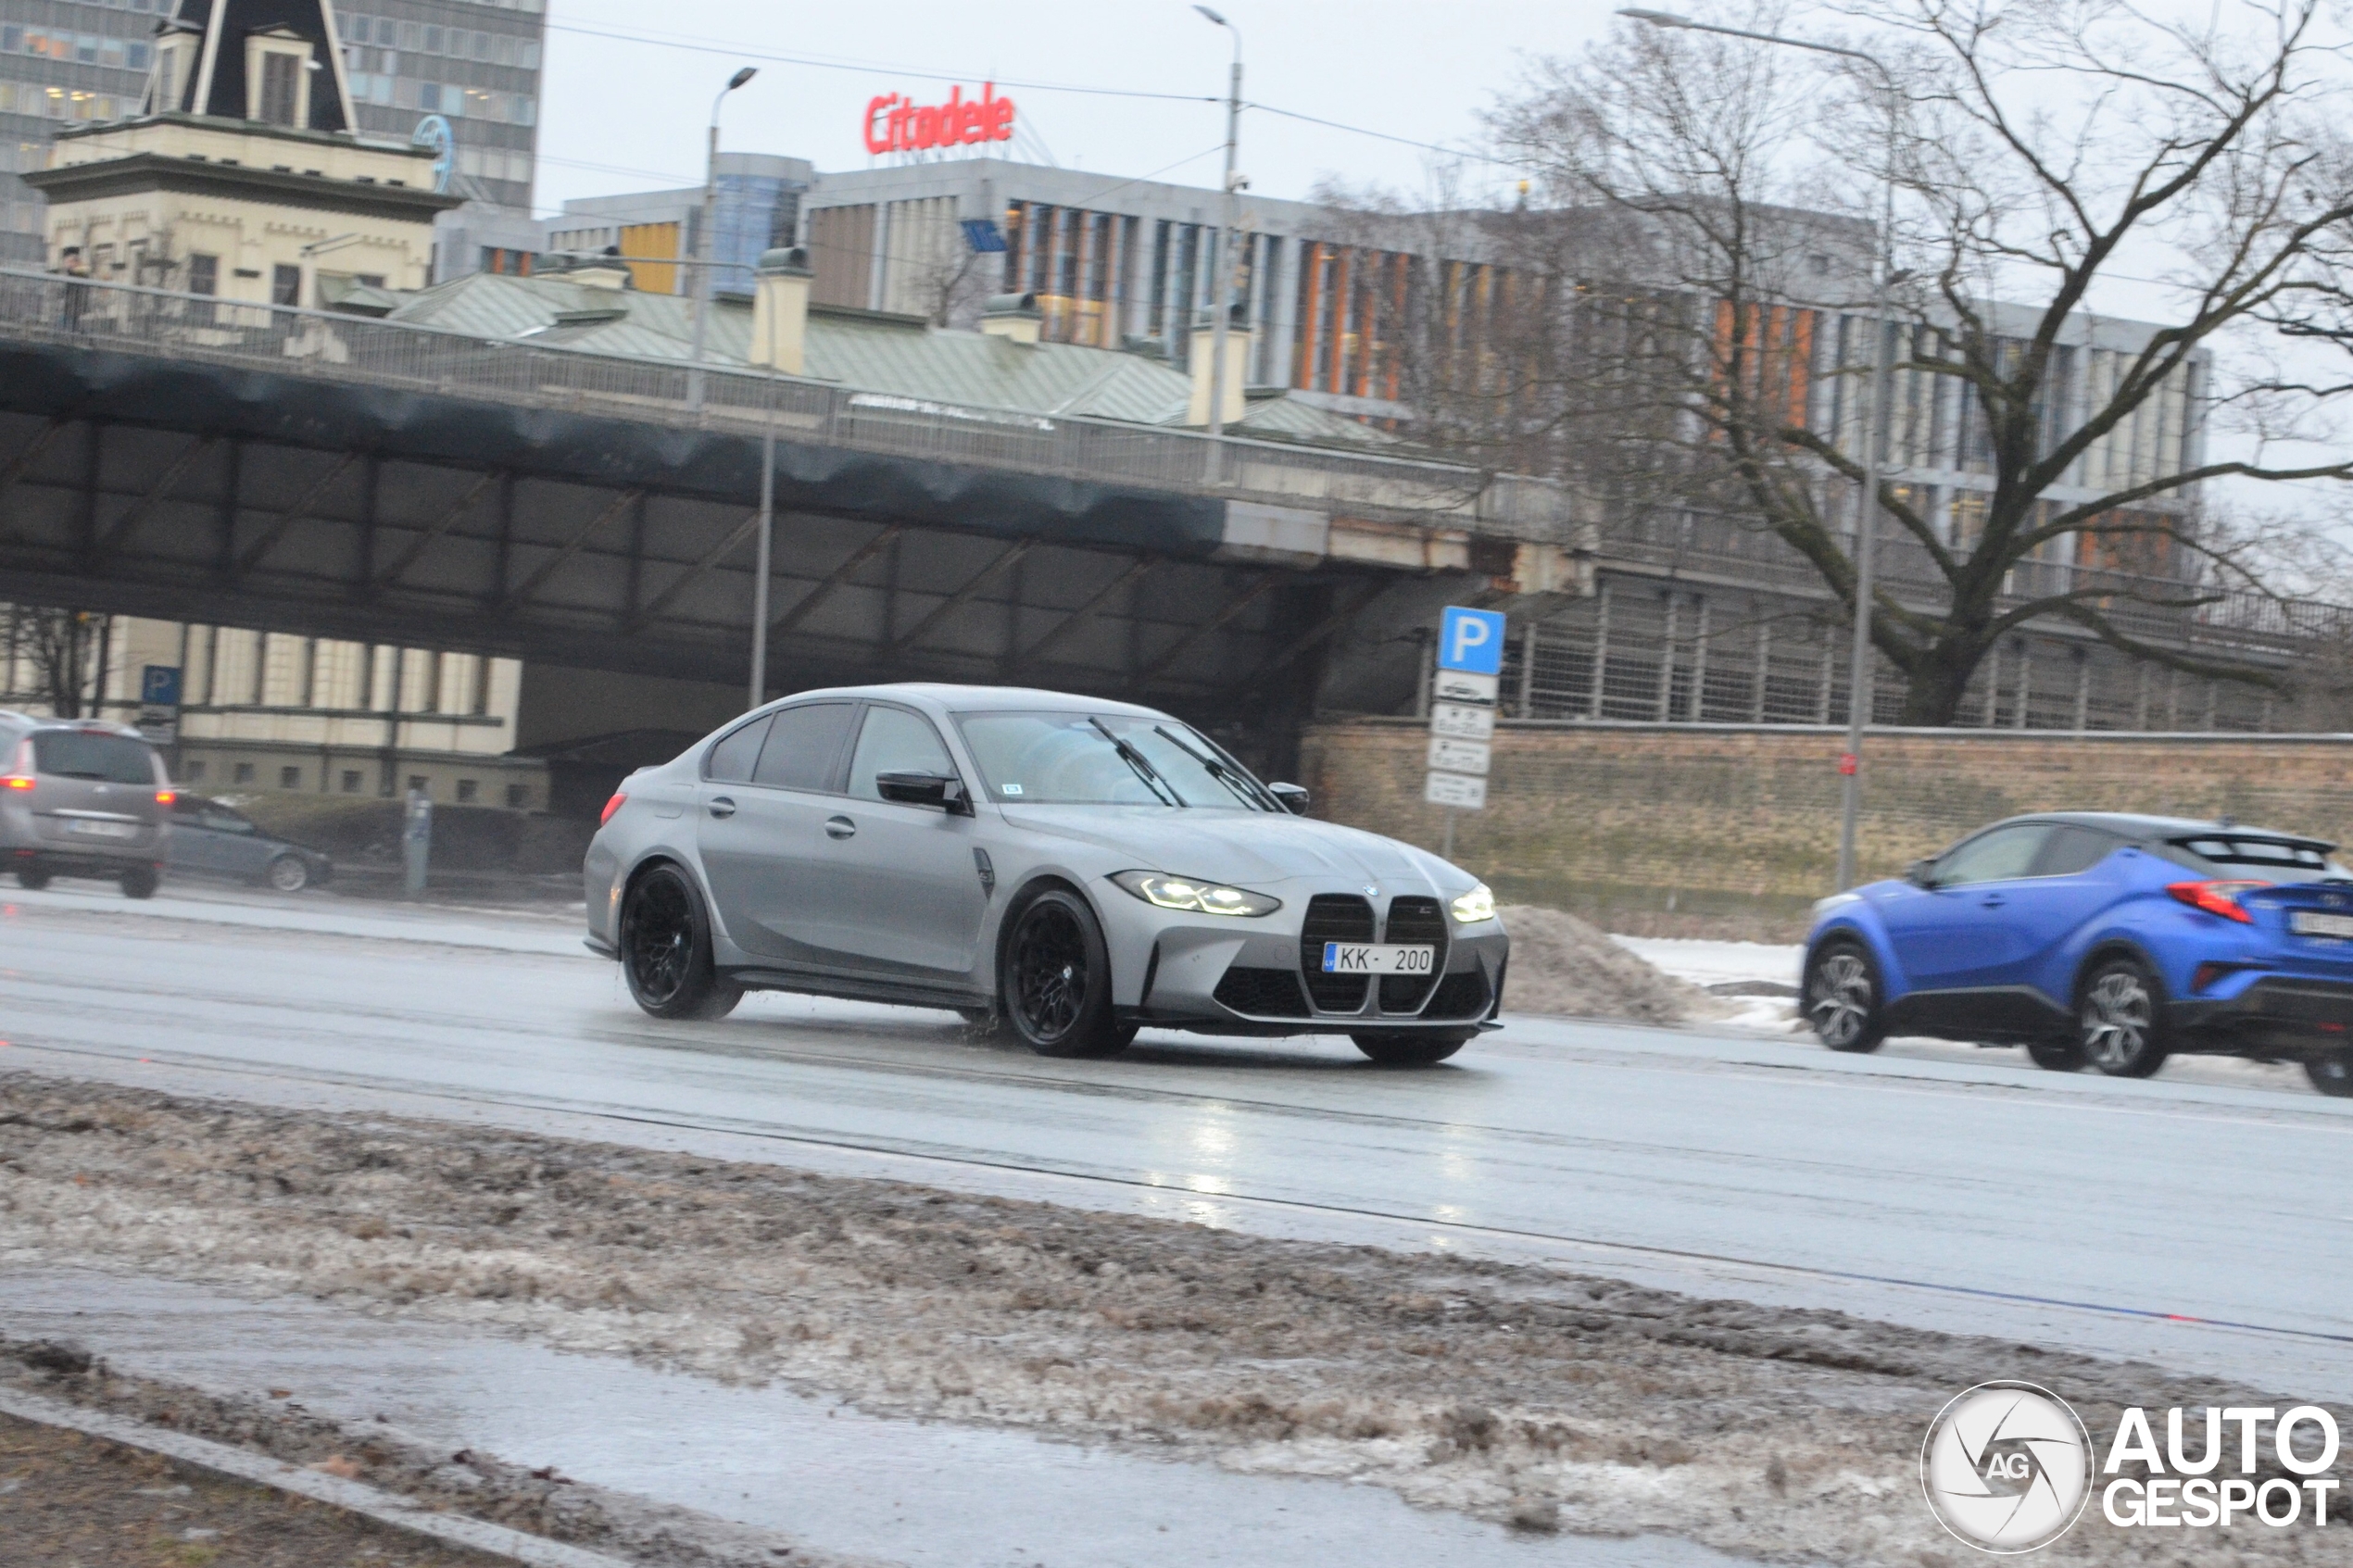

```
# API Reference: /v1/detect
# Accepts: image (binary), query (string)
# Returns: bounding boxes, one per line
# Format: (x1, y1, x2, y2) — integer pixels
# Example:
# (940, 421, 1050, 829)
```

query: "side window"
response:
(2033, 825, 2118, 878)
(846, 706, 957, 801)
(704, 716, 771, 784)
(751, 702, 857, 792)
(1933, 824, 2052, 887)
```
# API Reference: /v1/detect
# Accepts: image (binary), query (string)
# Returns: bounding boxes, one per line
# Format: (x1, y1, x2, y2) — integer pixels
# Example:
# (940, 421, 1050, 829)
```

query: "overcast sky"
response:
(532, 1, 1608, 216)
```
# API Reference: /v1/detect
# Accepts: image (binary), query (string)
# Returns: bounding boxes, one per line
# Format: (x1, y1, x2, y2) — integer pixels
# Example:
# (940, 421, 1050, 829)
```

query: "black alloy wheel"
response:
(620, 864, 741, 1021)
(120, 866, 157, 900)
(2307, 1050, 2353, 1098)
(2076, 954, 2170, 1078)
(2025, 1038, 2084, 1073)
(1350, 1031, 1472, 1066)
(1000, 888, 1124, 1058)
(1804, 939, 1886, 1053)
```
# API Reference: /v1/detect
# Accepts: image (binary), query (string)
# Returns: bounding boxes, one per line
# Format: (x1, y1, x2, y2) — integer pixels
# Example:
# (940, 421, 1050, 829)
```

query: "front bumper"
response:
(1108, 889, 1509, 1035)
(2170, 976, 2353, 1059)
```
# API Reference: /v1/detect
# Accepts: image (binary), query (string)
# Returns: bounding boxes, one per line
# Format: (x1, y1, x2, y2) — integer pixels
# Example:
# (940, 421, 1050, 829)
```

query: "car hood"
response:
(997, 806, 1464, 893)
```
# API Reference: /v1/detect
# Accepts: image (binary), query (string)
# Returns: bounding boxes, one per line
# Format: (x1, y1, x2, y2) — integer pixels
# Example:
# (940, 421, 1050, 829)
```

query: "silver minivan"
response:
(0, 710, 173, 897)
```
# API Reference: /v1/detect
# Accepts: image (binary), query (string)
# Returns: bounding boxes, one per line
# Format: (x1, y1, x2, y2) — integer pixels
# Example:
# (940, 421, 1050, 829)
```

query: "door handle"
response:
(825, 815, 856, 840)
(1981, 894, 2006, 908)
(707, 797, 736, 819)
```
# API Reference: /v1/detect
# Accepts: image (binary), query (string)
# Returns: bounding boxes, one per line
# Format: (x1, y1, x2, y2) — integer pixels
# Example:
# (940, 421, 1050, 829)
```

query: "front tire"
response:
(1804, 938, 1886, 1053)
(265, 854, 310, 893)
(2307, 1050, 2353, 1098)
(2077, 954, 2169, 1078)
(120, 866, 158, 900)
(16, 865, 50, 890)
(1000, 888, 1123, 1058)
(2026, 1038, 2084, 1072)
(620, 864, 741, 1021)
(1351, 1031, 1471, 1066)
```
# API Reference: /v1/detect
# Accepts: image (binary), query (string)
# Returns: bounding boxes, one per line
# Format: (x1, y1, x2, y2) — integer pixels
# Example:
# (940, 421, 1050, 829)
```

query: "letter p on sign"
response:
(1439, 607, 1506, 675)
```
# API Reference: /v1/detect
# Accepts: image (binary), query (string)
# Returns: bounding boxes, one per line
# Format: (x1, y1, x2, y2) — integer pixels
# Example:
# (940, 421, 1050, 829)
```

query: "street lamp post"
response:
(1194, 6, 1243, 484)
(1620, 9, 1898, 890)
(687, 66, 759, 412)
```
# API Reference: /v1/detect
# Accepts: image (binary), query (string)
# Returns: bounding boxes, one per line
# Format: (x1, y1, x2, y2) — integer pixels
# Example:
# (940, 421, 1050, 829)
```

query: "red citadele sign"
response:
(864, 82, 1016, 155)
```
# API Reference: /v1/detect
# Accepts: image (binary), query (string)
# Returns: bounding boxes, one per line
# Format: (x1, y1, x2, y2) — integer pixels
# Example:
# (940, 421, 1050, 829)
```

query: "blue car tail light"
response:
(2166, 879, 2269, 923)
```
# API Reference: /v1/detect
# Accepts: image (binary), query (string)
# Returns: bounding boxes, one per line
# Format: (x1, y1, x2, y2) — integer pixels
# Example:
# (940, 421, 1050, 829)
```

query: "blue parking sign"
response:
(140, 664, 182, 707)
(1437, 607, 1505, 675)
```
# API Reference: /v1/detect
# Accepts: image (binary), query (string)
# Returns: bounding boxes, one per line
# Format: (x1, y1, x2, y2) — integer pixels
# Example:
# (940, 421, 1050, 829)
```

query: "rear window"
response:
(2162, 835, 2347, 884)
(31, 730, 157, 784)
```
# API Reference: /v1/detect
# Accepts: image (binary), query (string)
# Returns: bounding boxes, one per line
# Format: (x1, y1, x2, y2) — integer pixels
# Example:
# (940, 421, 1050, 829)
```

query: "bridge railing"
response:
(0, 267, 1566, 539)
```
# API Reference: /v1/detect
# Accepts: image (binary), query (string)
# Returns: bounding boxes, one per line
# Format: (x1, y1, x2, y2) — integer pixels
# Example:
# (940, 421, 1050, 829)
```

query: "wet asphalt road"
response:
(5, 887, 2350, 1399)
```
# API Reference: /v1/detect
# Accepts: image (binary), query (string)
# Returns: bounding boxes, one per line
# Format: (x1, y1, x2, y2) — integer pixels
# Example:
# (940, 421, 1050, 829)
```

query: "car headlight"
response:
(1450, 883, 1496, 924)
(1109, 871, 1281, 917)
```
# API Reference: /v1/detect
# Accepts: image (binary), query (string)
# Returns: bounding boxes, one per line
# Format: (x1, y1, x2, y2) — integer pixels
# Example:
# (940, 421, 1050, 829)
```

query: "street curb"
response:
(0, 1385, 637, 1568)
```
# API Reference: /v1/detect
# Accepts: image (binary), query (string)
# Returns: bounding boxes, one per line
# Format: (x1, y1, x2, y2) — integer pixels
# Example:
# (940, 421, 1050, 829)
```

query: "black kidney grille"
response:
(1214, 965, 1311, 1019)
(1424, 969, 1492, 1020)
(1379, 897, 1449, 1012)
(1300, 894, 1375, 1012)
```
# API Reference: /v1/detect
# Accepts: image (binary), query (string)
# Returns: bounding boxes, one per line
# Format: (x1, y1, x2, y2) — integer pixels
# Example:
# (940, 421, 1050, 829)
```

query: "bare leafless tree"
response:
(3, 605, 101, 719)
(1377, 0, 2353, 724)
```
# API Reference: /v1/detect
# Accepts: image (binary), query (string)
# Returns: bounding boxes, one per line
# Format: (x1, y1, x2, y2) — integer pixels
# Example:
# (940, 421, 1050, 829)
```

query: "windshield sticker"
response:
(1002, 783, 1023, 795)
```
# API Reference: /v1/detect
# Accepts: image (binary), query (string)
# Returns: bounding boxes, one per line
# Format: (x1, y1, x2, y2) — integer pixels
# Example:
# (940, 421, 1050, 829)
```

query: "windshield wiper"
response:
(1153, 725, 1277, 811)
(1089, 718, 1182, 807)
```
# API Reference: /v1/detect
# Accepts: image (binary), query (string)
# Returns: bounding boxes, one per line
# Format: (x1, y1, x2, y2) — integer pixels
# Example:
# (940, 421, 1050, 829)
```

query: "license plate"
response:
(67, 819, 137, 838)
(1321, 943, 1435, 974)
(2291, 910, 2353, 938)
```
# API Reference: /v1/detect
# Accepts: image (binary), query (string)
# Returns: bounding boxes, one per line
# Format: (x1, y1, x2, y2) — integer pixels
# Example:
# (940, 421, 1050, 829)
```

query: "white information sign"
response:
(1428, 700, 1495, 741)
(1427, 734, 1491, 776)
(1432, 669, 1500, 706)
(1424, 770, 1489, 809)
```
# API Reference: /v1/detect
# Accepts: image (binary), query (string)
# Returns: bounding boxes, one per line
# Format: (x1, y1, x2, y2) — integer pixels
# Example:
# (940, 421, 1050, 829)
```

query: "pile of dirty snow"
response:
(1498, 903, 1740, 1026)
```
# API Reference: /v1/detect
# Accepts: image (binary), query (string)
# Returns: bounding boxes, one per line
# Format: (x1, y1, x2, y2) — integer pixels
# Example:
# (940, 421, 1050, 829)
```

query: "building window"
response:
(186, 253, 218, 295)
(505, 783, 530, 809)
(455, 778, 478, 804)
(279, 765, 301, 789)
(184, 759, 207, 782)
(271, 264, 300, 307)
(258, 51, 299, 126)
(341, 769, 362, 793)
(407, 774, 429, 796)
(233, 761, 255, 784)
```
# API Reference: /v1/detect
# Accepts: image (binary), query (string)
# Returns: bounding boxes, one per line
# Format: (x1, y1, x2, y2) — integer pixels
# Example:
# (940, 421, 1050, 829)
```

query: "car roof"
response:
(2010, 810, 2330, 847)
(1, 712, 149, 739)
(758, 684, 1172, 721)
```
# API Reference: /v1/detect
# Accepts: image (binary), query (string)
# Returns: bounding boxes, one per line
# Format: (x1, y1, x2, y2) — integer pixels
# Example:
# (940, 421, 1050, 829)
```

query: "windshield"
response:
(954, 712, 1277, 809)
(31, 730, 157, 784)
(2162, 835, 2352, 884)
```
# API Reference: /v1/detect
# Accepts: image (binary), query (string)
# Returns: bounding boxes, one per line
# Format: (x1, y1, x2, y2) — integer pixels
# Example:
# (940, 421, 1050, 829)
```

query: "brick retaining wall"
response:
(1298, 720, 2353, 940)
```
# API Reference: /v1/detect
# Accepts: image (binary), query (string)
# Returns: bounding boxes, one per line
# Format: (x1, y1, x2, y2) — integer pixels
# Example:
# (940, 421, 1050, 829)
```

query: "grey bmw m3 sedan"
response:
(583, 684, 1507, 1063)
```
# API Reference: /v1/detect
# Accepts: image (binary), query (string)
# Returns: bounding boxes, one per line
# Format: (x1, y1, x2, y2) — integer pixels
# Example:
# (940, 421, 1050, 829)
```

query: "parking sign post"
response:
(1428, 607, 1504, 861)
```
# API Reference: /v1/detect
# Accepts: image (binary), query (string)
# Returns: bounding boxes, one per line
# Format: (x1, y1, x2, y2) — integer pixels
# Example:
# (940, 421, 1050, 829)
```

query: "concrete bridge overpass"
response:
(0, 268, 1589, 765)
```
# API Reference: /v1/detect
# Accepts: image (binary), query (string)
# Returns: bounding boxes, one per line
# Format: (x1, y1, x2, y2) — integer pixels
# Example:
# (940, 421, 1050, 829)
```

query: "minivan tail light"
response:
(1, 776, 31, 792)
(155, 790, 176, 806)
(599, 792, 627, 826)
(2166, 879, 2268, 923)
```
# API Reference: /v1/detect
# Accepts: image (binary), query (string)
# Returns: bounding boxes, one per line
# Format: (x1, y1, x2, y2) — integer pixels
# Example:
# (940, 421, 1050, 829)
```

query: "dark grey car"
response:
(0, 710, 171, 897)
(166, 795, 334, 892)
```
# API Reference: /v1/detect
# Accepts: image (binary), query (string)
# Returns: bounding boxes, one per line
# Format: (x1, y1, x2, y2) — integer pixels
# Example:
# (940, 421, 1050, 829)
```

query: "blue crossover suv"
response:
(1803, 813, 2353, 1095)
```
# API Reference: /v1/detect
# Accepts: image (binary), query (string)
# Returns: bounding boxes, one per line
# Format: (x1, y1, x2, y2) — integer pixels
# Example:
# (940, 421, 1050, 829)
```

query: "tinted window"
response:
(2161, 835, 2347, 884)
(846, 707, 957, 801)
(2033, 825, 2119, 877)
(751, 703, 856, 792)
(705, 716, 771, 784)
(1933, 824, 2051, 887)
(31, 730, 157, 784)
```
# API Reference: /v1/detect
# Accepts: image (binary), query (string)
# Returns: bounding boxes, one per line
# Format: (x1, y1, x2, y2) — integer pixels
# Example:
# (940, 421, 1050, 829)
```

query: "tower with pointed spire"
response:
(23, 0, 459, 306)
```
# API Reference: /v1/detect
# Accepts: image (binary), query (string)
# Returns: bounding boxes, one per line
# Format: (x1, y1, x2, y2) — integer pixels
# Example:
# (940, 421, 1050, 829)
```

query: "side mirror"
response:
(1905, 858, 1936, 888)
(1268, 782, 1310, 815)
(876, 771, 974, 816)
